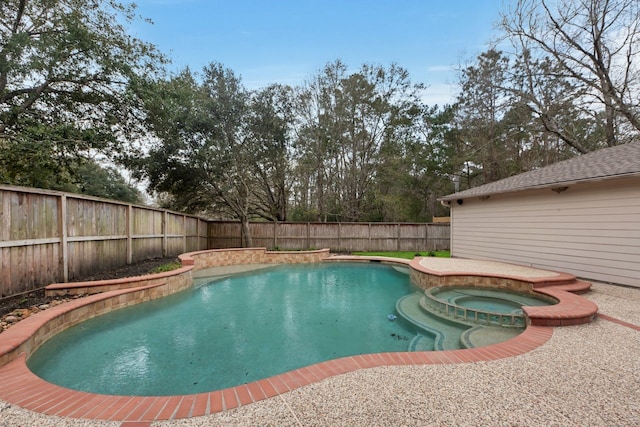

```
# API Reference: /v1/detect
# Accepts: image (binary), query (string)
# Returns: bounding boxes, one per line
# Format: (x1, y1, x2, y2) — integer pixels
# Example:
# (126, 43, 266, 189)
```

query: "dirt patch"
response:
(0, 257, 179, 332)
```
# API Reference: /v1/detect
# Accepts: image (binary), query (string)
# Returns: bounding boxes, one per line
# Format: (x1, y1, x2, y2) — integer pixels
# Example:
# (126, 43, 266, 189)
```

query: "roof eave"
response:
(438, 171, 640, 202)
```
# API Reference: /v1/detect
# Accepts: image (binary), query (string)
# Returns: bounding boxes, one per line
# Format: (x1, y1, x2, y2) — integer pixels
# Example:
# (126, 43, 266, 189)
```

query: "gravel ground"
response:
(1, 281, 639, 426)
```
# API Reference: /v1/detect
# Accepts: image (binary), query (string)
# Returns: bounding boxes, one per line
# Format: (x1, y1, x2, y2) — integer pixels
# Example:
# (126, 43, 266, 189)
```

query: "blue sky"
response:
(130, 0, 505, 105)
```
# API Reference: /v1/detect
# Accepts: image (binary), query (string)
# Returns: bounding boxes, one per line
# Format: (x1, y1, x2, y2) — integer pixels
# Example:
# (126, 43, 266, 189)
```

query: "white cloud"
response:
(426, 65, 455, 73)
(420, 83, 458, 106)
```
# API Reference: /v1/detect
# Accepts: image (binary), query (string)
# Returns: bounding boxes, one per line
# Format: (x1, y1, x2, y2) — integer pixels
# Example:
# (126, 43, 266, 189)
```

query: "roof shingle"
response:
(439, 142, 640, 201)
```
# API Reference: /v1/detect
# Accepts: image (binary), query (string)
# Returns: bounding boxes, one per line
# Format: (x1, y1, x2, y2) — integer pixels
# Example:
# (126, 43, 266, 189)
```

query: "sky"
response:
(129, 0, 506, 106)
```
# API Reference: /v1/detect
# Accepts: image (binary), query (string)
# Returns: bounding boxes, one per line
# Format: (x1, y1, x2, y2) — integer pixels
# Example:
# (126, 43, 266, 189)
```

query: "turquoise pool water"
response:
(28, 263, 422, 396)
(433, 287, 552, 313)
(456, 296, 522, 313)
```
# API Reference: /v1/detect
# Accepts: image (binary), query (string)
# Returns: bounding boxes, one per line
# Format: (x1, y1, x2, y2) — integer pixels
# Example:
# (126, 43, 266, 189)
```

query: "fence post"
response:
(58, 194, 69, 282)
(425, 223, 429, 251)
(195, 218, 200, 251)
(126, 205, 133, 264)
(162, 211, 167, 257)
(206, 220, 211, 249)
(183, 214, 187, 253)
(273, 221, 278, 249)
(397, 223, 401, 251)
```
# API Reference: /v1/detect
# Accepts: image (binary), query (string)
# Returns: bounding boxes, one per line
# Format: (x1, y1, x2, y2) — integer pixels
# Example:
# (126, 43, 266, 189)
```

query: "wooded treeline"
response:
(126, 62, 458, 234)
(2, 0, 639, 246)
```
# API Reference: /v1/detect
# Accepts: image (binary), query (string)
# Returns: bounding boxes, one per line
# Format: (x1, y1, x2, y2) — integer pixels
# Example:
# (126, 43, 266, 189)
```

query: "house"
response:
(439, 143, 640, 288)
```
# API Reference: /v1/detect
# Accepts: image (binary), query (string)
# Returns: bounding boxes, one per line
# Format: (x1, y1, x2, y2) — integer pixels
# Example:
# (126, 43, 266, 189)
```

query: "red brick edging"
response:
(598, 313, 640, 331)
(0, 325, 553, 422)
(0, 251, 600, 422)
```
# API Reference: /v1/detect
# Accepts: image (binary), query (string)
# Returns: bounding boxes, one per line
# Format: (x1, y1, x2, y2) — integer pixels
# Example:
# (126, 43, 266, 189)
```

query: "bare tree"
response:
(501, 0, 640, 147)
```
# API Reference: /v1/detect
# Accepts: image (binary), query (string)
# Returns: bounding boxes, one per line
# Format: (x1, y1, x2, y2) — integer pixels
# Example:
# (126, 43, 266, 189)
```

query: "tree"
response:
(455, 49, 513, 185)
(0, 0, 164, 190)
(131, 66, 250, 243)
(451, 47, 608, 189)
(245, 84, 294, 222)
(132, 65, 296, 246)
(501, 0, 640, 147)
(507, 51, 605, 158)
(376, 104, 457, 221)
(290, 61, 345, 222)
(291, 61, 425, 222)
(73, 161, 143, 203)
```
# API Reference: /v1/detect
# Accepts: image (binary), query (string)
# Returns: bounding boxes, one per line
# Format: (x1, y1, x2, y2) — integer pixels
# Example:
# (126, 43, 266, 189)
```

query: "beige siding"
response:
(450, 176, 640, 287)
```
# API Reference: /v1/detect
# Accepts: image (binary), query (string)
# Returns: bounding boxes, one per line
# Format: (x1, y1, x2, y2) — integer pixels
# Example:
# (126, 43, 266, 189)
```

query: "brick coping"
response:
(0, 250, 600, 422)
(45, 248, 332, 296)
(0, 327, 553, 422)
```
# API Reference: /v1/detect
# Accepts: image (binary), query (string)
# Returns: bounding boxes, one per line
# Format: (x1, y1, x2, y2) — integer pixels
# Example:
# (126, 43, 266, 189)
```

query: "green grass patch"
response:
(350, 250, 450, 259)
(149, 262, 182, 274)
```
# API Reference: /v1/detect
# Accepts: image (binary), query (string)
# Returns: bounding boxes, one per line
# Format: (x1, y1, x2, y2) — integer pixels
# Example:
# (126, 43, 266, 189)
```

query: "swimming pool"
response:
(28, 263, 428, 395)
(0, 249, 598, 422)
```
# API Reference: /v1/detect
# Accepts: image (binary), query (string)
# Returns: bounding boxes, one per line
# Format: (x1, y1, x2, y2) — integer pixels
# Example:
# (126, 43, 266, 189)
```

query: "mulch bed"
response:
(0, 257, 179, 332)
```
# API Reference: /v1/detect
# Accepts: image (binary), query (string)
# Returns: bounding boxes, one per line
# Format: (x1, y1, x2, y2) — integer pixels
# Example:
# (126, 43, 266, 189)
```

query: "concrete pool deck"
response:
(1, 261, 639, 426)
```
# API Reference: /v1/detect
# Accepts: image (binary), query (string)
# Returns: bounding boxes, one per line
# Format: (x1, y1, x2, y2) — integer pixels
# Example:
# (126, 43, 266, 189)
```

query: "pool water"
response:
(28, 263, 421, 396)
(433, 288, 552, 313)
(456, 296, 523, 313)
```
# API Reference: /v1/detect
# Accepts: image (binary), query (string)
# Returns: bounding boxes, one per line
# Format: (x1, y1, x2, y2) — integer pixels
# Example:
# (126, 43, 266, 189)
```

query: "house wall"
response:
(449, 176, 640, 288)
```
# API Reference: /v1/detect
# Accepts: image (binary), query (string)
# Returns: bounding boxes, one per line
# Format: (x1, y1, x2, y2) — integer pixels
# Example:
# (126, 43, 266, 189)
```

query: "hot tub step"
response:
(395, 293, 468, 350)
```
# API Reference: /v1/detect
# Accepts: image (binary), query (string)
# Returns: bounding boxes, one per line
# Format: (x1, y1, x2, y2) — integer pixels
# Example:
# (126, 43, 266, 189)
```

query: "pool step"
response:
(395, 293, 468, 350)
(524, 283, 598, 326)
(534, 279, 592, 294)
(420, 290, 528, 328)
(408, 334, 433, 351)
(460, 326, 522, 349)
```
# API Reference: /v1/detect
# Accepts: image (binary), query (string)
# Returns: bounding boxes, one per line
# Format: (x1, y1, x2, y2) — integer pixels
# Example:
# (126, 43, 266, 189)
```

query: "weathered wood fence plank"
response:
(208, 221, 450, 253)
(0, 185, 209, 298)
(1, 185, 450, 299)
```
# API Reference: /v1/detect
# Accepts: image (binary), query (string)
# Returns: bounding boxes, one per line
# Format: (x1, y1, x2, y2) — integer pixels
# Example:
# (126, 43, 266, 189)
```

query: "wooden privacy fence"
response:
(209, 221, 450, 253)
(1, 184, 451, 299)
(0, 185, 208, 298)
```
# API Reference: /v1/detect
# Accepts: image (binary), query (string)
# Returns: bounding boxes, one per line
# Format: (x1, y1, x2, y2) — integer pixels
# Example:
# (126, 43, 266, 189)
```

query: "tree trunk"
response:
(277, 185, 287, 221)
(240, 216, 253, 247)
(600, 75, 618, 146)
